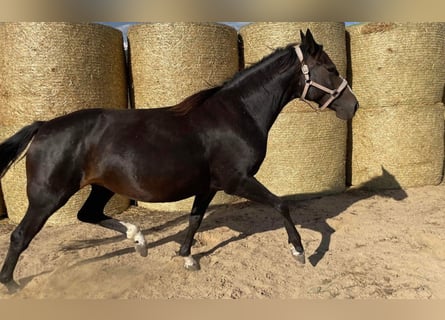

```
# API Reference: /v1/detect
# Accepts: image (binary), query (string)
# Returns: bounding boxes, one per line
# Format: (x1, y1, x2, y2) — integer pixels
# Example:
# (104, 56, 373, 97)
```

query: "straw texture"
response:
(347, 22, 445, 107)
(240, 22, 349, 197)
(128, 22, 240, 211)
(0, 22, 128, 125)
(128, 22, 239, 108)
(256, 104, 348, 198)
(0, 23, 4, 106)
(0, 23, 130, 225)
(347, 22, 445, 189)
(350, 104, 444, 188)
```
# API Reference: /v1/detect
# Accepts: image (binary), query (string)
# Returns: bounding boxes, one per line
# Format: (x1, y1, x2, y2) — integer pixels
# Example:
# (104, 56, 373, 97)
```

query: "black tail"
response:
(0, 121, 46, 179)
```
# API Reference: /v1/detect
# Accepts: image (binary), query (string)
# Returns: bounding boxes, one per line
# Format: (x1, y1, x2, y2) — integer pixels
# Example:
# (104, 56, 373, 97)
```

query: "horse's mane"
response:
(170, 86, 222, 115)
(170, 44, 298, 115)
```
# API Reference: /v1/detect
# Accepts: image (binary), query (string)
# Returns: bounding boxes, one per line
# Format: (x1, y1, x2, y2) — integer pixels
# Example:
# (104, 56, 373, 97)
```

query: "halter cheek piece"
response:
(295, 45, 349, 112)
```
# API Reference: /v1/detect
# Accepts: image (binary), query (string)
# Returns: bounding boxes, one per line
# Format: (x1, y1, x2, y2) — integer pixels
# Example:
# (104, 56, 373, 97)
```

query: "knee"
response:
(10, 228, 26, 250)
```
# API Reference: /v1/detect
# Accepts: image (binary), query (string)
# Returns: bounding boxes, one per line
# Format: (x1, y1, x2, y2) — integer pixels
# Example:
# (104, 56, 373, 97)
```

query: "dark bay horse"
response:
(0, 29, 358, 291)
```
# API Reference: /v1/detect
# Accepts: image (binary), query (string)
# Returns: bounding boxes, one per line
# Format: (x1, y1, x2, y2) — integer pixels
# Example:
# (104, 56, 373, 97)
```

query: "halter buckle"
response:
(301, 64, 309, 75)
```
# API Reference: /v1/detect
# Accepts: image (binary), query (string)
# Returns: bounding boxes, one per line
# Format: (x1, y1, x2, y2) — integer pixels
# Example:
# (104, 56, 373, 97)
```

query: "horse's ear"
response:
(299, 29, 306, 43)
(304, 29, 321, 56)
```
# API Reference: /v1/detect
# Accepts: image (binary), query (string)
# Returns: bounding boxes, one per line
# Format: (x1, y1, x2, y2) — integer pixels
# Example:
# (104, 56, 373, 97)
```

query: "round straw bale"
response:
(347, 22, 445, 107)
(350, 103, 444, 189)
(128, 22, 241, 211)
(240, 22, 349, 198)
(0, 22, 130, 225)
(128, 22, 240, 108)
(0, 22, 128, 125)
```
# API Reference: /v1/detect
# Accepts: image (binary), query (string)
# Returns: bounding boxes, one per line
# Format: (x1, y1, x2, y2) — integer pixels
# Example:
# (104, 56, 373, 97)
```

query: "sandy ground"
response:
(0, 182, 444, 299)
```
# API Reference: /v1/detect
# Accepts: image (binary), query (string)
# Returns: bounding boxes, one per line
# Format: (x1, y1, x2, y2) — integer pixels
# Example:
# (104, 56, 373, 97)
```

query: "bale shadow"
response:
(62, 167, 407, 269)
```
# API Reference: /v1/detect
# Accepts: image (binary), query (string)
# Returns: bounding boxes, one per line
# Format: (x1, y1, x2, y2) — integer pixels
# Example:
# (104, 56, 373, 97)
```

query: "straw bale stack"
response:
(240, 22, 349, 198)
(128, 22, 240, 211)
(348, 23, 445, 188)
(347, 22, 445, 107)
(0, 22, 129, 225)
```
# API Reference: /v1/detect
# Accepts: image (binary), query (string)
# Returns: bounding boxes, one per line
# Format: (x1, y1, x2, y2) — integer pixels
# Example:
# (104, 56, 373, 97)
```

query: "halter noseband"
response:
(295, 45, 348, 112)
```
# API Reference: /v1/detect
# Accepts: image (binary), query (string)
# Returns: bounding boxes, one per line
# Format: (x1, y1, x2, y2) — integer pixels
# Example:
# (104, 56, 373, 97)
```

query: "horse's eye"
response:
(327, 67, 339, 76)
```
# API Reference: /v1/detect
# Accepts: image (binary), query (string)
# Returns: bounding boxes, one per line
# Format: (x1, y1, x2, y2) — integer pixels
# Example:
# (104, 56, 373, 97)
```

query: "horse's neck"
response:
(227, 56, 299, 134)
(226, 54, 299, 135)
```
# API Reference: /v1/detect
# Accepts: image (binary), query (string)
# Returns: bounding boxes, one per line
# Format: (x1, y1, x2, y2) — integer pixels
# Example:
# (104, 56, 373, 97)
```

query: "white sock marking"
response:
(290, 245, 303, 256)
(184, 255, 197, 269)
(134, 231, 145, 245)
(120, 221, 146, 245)
(120, 222, 138, 239)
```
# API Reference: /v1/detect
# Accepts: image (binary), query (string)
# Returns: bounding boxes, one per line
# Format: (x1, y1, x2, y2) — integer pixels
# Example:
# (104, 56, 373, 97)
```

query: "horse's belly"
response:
(133, 175, 205, 203)
(101, 162, 210, 203)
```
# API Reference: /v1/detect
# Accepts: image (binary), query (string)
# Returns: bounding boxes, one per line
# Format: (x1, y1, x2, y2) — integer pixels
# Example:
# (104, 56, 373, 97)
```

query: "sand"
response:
(0, 182, 444, 299)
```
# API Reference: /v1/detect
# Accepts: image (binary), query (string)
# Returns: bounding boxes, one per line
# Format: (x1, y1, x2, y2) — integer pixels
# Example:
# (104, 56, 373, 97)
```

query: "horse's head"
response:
(296, 29, 358, 120)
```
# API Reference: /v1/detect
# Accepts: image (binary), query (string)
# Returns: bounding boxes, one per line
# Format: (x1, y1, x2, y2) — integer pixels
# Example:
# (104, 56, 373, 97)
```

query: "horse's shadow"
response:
(63, 167, 407, 269)
(192, 166, 407, 267)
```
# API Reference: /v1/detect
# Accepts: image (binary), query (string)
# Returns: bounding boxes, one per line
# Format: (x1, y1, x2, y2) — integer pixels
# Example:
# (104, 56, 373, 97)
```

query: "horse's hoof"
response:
(290, 247, 306, 265)
(2, 280, 21, 294)
(135, 242, 148, 257)
(293, 252, 306, 264)
(184, 256, 200, 271)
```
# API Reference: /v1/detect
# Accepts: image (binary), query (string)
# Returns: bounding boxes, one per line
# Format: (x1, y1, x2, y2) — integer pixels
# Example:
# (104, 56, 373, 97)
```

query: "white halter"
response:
(294, 45, 349, 111)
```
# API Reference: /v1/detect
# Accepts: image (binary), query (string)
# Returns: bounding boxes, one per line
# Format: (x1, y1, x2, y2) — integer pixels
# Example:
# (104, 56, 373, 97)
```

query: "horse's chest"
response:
(210, 133, 266, 172)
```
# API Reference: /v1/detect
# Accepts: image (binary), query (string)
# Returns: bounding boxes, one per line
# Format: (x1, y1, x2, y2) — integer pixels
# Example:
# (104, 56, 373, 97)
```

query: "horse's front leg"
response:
(179, 190, 216, 270)
(225, 175, 305, 264)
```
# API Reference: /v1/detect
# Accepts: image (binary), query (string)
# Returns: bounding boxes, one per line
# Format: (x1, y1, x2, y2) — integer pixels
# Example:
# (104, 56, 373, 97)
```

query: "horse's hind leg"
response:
(0, 188, 76, 292)
(77, 184, 148, 257)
